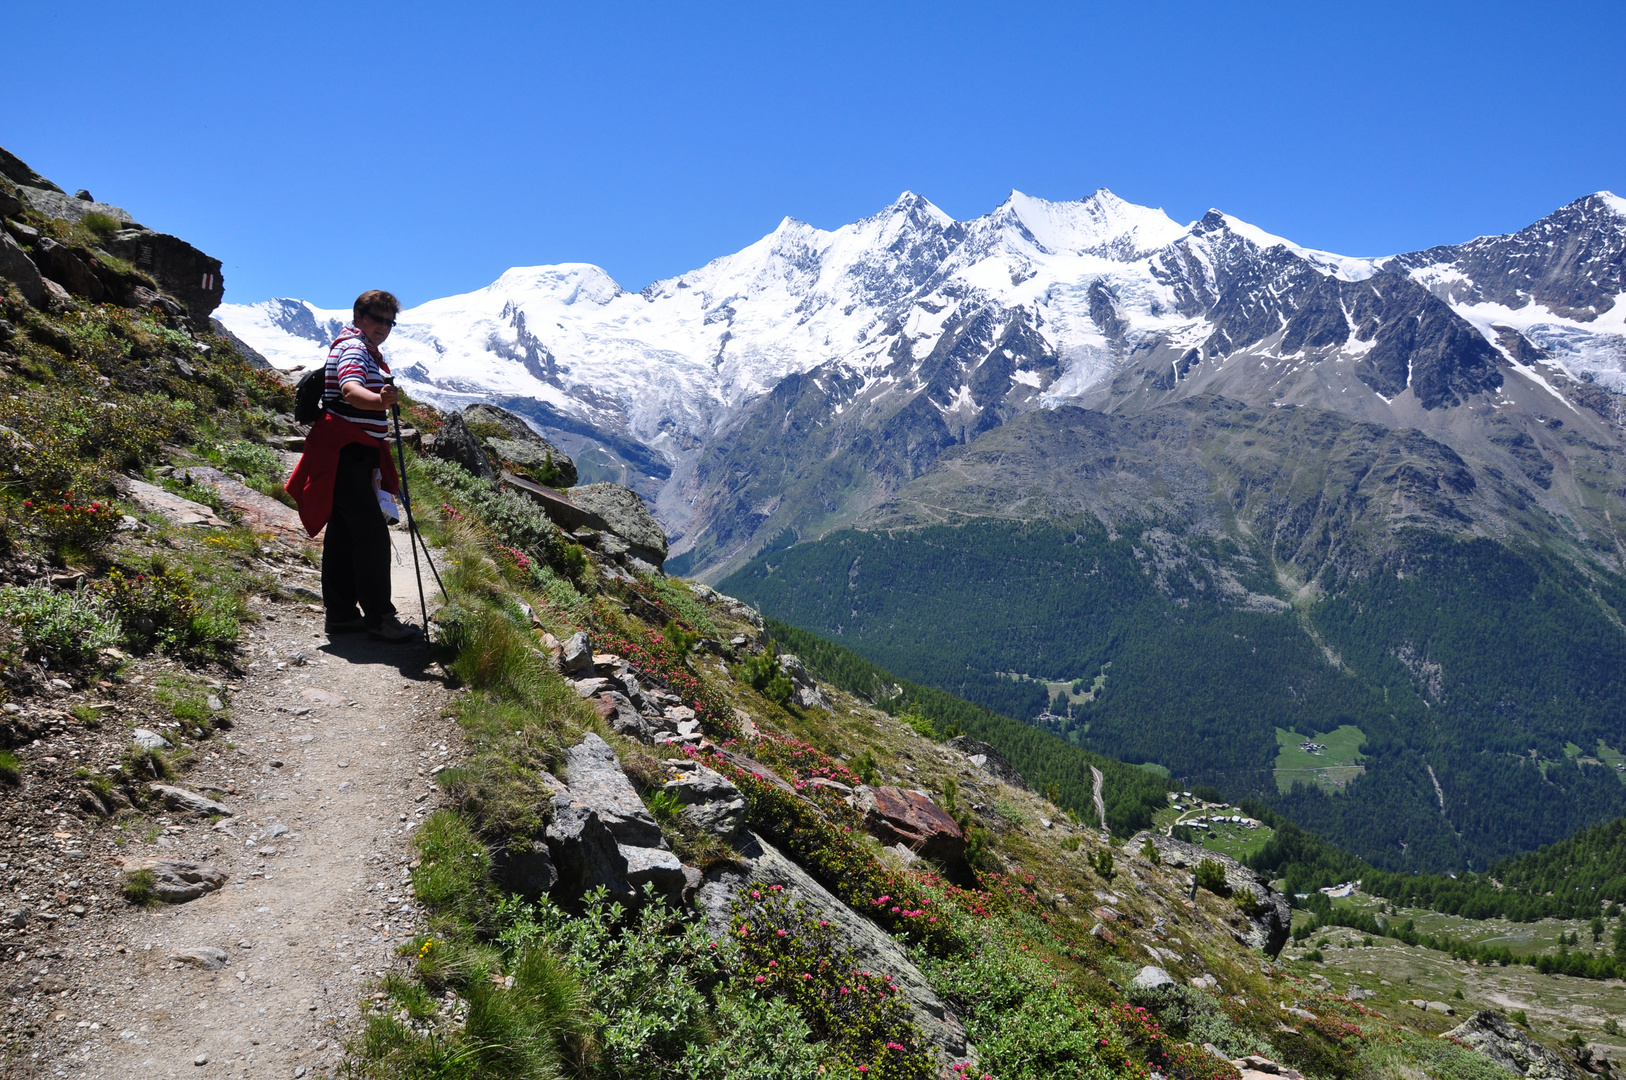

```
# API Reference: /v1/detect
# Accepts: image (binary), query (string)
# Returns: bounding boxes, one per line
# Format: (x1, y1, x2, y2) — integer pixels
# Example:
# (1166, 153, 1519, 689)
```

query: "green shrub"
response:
(22, 494, 122, 561)
(899, 704, 936, 740)
(216, 439, 283, 484)
(122, 868, 157, 906)
(1142, 837, 1162, 865)
(1195, 859, 1230, 896)
(80, 211, 120, 240)
(0, 752, 21, 786)
(0, 583, 120, 667)
(98, 563, 239, 657)
(1090, 848, 1117, 881)
(1232, 887, 1263, 918)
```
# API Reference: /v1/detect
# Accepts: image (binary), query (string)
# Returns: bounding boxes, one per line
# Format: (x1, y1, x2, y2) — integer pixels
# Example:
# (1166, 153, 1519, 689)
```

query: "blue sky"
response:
(7, 2, 1623, 309)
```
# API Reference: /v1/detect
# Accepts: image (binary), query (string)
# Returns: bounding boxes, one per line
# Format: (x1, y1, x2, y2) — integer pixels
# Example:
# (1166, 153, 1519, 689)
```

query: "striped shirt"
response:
(324, 326, 391, 439)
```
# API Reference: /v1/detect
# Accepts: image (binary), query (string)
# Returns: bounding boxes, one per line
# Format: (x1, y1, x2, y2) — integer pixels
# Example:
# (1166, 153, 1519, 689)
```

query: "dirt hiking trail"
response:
(19, 529, 454, 1079)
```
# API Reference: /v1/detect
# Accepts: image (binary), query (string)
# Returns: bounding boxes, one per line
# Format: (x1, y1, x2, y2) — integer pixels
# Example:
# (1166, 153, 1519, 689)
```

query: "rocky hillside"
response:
(5, 143, 1610, 1078)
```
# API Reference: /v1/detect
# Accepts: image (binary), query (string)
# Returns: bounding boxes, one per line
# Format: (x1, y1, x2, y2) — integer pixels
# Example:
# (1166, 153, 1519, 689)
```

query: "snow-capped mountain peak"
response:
(997, 188, 1188, 259)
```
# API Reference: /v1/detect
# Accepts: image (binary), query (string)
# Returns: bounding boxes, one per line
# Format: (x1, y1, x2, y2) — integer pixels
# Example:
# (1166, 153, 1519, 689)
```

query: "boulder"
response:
(564, 482, 668, 567)
(559, 631, 593, 675)
(696, 830, 968, 1060)
(0, 232, 44, 307)
(149, 783, 232, 817)
(622, 845, 687, 896)
(1131, 833, 1290, 956)
(544, 802, 633, 902)
(131, 728, 172, 750)
(428, 411, 499, 482)
(171, 947, 230, 971)
(462, 403, 577, 487)
(945, 735, 1031, 791)
(1443, 1011, 1585, 1080)
(855, 785, 966, 865)
(1132, 965, 1176, 990)
(0, 188, 23, 219)
(664, 762, 746, 838)
(493, 840, 559, 900)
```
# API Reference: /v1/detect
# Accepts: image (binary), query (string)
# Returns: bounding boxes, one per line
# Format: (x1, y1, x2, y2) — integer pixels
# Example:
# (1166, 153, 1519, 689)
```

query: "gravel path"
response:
(12, 529, 453, 1079)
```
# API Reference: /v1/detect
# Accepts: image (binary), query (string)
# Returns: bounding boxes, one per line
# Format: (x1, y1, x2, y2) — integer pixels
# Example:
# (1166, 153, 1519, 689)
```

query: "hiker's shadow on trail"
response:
(317, 636, 454, 687)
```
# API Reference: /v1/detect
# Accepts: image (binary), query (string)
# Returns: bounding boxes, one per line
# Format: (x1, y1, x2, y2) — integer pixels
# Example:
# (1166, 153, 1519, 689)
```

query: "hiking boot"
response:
(368, 616, 421, 643)
(324, 616, 368, 635)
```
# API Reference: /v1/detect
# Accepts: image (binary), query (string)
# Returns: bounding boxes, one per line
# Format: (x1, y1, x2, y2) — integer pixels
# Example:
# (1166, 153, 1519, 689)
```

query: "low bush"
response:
(0, 752, 22, 785)
(98, 562, 239, 658)
(1195, 859, 1230, 896)
(0, 583, 120, 667)
(729, 882, 933, 1078)
(22, 494, 122, 561)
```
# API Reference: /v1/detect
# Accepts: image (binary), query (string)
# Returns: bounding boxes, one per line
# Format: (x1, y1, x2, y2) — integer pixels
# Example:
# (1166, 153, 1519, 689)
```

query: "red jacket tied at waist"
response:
(285, 413, 400, 537)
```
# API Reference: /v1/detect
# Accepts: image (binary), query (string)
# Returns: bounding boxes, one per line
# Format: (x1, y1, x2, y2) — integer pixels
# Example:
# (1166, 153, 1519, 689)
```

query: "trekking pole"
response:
(384, 379, 442, 648)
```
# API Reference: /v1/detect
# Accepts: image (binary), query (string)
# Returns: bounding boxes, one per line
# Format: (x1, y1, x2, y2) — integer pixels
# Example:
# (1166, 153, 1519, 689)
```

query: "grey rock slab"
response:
(697, 830, 967, 1060)
(131, 728, 172, 750)
(118, 477, 228, 528)
(1132, 965, 1176, 990)
(171, 947, 229, 971)
(1444, 1010, 1585, 1079)
(493, 841, 558, 900)
(149, 783, 232, 817)
(563, 482, 668, 565)
(15, 185, 133, 227)
(559, 734, 664, 847)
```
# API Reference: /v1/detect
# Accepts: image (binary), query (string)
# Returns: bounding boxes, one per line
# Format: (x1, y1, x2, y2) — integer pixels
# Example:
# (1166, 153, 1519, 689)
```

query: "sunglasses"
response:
(363, 311, 397, 327)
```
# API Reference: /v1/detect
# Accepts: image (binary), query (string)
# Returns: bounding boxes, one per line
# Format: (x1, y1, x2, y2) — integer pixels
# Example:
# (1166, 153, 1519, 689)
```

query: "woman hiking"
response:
(286, 289, 420, 642)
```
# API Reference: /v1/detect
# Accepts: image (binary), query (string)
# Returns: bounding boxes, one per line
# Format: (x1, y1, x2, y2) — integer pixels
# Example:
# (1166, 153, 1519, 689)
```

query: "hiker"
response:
(286, 289, 419, 642)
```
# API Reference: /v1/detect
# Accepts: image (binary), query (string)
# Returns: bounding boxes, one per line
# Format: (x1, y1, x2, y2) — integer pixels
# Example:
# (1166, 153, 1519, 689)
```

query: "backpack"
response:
(292, 367, 327, 424)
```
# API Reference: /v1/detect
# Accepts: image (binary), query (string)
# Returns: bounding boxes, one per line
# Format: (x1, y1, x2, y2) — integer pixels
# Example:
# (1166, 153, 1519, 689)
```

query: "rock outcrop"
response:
(543, 734, 686, 903)
(564, 482, 669, 567)
(1132, 832, 1291, 956)
(1442, 1011, 1586, 1080)
(696, 829, 968, 1060)
(946, 735, 1031, 791)
(0, 232, 45, 307)
(428, 410, 500, 482)
(462, 403, 577, 487)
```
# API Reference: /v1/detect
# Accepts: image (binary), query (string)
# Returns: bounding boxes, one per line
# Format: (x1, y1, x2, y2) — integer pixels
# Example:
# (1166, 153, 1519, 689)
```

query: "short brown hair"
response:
(353, 289, 401, 324)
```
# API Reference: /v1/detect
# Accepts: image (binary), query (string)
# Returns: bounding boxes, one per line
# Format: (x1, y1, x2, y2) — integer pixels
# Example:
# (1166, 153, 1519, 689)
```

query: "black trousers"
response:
(322, 443, 394, 626)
